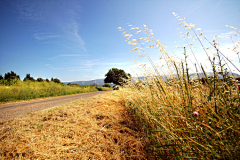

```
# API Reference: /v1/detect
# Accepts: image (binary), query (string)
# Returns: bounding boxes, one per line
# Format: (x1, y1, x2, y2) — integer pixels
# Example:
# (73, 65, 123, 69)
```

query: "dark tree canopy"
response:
(104, 68, 131, 86)
(103, 83, 111, 88)
(51, 78, 61, 83)
(37, 78, 44, 82)
(4, 71, 20, 80)
(23, 74, 35, 81)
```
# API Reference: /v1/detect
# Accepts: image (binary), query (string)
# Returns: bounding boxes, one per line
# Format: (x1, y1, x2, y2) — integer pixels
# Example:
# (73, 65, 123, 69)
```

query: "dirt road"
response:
(0, 91, 112, 120)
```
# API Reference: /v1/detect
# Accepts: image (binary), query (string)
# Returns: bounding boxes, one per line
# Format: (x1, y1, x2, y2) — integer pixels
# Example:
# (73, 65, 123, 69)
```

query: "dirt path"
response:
(0, 91, 112, 120)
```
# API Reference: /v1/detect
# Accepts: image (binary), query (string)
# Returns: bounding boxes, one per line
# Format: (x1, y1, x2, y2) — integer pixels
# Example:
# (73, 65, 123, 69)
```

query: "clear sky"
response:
(0, 0, 240, 82)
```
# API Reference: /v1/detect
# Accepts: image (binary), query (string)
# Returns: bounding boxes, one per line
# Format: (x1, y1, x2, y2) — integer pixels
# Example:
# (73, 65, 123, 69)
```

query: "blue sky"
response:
(0, 0, 240, 82)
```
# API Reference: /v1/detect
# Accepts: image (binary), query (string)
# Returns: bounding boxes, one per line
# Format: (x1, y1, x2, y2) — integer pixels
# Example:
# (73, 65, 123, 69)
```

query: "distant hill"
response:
(63, 72, 240, 86)
(131, 72, 240, 83)
(63, 77, 148, 86)
(63, 79, 112, 86)
(187, 72, 240, 79)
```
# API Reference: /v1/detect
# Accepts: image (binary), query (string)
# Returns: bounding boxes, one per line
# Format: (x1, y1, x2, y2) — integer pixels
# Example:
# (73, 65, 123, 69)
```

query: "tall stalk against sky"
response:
(118, 13, 240, 159)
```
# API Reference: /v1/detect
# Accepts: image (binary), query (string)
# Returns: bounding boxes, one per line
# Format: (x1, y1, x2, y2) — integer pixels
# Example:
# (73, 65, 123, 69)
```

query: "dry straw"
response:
(0, 92, 154, 159)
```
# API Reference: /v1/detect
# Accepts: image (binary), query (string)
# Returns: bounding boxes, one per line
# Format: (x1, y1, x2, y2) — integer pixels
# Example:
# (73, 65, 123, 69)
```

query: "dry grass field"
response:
(0, 91, 153, 159)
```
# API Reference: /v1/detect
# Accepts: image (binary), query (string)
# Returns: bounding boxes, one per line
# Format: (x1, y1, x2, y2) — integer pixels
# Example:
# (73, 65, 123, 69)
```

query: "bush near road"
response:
(0, 80, 112, 103)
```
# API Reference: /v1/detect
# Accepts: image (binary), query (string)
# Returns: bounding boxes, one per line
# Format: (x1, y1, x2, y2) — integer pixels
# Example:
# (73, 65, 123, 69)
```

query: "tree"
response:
(4, 71, 20, 81)
(0, 75, 3, 80)
(103, 83, 111, 88)
(92, 83, 98, 86)
(23, 74, 35, 81)
(52, 78, 61, 83)
(104, 68, 131, 86)
(46, 78, 50, 82)
(37, 78, 44, 82)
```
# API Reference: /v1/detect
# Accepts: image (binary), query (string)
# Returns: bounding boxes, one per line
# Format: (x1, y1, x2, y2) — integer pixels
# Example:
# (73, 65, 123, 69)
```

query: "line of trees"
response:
(0, 71, 62, 85)
(1, 68, 131, 87)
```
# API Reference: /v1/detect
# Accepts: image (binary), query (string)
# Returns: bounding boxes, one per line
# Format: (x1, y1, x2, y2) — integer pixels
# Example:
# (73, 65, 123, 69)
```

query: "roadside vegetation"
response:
(0, 73, 112, 103)
(116, 12, 240, 159)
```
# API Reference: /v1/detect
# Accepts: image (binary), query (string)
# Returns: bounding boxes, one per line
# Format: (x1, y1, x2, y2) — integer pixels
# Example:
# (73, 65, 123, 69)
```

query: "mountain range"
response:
(63, 72, 240, 86)
(63, 79, 110, 86)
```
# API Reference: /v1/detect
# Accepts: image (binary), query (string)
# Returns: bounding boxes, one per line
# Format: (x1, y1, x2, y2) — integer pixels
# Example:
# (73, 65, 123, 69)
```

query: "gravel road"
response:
(0, 91, 112, 120)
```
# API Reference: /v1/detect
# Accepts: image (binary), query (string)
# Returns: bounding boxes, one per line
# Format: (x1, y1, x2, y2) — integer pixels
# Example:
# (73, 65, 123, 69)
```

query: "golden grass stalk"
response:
(118, 13, 240, 159)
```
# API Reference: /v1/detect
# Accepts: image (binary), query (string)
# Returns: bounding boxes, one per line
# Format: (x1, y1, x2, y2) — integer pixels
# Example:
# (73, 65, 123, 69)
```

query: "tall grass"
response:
(118, 13, 240, 159)
(0, 80, 111, 103)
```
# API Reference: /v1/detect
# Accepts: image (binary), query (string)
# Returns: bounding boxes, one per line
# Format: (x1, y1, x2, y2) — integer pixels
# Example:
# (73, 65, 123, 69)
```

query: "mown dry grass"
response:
(0, 91, 153, 159)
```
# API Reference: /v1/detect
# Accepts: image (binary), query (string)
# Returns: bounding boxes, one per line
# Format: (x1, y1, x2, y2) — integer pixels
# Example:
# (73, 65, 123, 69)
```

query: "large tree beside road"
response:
(104, 68, 131, 86)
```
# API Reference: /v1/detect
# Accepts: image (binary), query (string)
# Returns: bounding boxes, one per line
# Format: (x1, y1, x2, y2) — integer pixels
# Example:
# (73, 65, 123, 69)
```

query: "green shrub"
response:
(103, 84, 112, 88)
(0, 81, 102, 103)
(96, 87, 112, 91)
